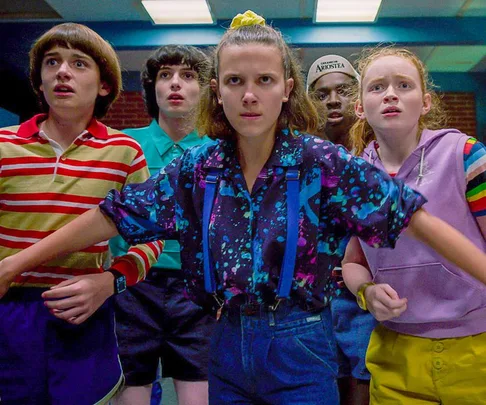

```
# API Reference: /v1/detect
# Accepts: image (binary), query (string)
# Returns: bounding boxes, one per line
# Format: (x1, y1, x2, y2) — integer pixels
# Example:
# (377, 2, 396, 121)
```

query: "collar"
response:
(16, 113, 109, 140)
(203, 129, 304, 170)
(148, 119, 203, 158)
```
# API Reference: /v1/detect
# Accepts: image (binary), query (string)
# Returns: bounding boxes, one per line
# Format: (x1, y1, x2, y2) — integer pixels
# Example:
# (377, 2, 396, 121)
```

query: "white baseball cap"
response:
(306, 54, 359, 92)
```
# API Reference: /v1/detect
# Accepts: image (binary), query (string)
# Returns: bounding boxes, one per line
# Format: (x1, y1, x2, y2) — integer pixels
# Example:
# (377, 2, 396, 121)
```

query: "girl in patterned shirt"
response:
(343, 46, 486, 404)
(1, 15, 486, 405)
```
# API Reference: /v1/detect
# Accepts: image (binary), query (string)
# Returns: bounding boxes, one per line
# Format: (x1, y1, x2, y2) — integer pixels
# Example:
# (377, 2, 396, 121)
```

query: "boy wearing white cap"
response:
(307, 55, 377, 405)
(307, 54, 359, 149)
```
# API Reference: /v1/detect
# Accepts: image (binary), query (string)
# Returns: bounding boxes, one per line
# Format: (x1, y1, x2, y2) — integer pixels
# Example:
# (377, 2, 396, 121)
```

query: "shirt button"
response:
(434, 342, 444, 353)
(433, 358, 443, 369)
(60, 155, 67, 161)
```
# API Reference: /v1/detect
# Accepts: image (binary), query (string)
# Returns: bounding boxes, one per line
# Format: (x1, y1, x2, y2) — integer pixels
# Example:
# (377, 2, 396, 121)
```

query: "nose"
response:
(170, 74, 181, 90)
(242, 83, 257, 105)
(56, 61, 72, 80)
(383, 85, 398, 103)
(326, 90, 341, 109)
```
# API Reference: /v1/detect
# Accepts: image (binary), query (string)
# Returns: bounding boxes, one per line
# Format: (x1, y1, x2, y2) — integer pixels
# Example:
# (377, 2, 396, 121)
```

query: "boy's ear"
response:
(422, 93, 432, 116)
(355, 99, 366, 120)
(99, 81, 111, 97)
(282, 78, 294, 102)
(210, 79, 222, 105)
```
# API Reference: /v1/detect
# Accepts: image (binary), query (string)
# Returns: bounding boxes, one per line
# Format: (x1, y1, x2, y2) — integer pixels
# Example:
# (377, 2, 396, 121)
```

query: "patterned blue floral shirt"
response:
(100, 129, 426, 312)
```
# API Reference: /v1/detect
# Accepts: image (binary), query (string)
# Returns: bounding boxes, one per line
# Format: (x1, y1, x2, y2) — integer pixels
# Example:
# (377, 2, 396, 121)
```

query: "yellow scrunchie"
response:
(230, 10, 265, 29)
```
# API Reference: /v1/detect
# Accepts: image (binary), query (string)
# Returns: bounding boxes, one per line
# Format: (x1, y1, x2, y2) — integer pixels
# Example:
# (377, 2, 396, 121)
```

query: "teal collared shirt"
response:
(109, 119, 210, 270)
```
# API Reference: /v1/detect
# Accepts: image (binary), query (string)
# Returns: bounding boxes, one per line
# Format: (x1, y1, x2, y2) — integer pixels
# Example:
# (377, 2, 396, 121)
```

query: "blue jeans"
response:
(331, 288, 377, 380)
(209, 303, 339, 404)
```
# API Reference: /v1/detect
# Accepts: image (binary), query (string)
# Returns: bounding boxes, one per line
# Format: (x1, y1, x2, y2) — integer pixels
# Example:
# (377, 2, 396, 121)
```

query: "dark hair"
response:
(141, 45, 209, 119)
(196, 24, 325, 140)
(29, 23, 122, 119)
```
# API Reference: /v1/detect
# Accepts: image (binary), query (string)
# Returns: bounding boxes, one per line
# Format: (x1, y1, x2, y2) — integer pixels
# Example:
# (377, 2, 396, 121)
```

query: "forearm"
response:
(342, 263, 373, 295)
(407, 208, 486, 285)
(7, 207, 118, 277)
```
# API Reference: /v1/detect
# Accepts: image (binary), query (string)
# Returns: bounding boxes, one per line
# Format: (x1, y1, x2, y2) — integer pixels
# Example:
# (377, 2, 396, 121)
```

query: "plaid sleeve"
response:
(464, 138, 486, 218)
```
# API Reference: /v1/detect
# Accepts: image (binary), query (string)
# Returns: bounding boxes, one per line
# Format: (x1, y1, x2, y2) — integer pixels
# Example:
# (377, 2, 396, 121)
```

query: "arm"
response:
(342, 237, 408, 321)
(464, 138, 486, 239)
(477, 217, 486, 240)
(406, 208, 486, 285)
(0, 207, 118, 298)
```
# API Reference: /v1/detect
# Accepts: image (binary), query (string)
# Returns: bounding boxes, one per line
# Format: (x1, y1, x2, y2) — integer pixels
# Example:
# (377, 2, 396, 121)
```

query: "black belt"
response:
(224, 300, 292, 317)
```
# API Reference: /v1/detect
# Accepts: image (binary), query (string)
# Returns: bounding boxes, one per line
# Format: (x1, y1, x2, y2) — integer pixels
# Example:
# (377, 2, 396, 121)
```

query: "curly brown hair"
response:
(350, 46, 447, 156)
(196, 24, 326, 140)
(29, 23, 122, 119)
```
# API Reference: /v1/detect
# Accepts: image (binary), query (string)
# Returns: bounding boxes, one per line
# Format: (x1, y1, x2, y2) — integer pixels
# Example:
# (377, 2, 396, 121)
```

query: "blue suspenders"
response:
(202, 166, 300, 308)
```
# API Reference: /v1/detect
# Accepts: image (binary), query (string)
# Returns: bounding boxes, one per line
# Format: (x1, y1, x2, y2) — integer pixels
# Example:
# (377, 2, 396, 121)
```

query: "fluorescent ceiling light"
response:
(141, 0, 213, 24)
(315, 0, 383, 22)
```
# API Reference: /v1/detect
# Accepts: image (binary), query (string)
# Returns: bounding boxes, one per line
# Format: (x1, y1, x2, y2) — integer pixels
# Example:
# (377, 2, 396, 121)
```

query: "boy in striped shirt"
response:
(0, 23, 162, 405)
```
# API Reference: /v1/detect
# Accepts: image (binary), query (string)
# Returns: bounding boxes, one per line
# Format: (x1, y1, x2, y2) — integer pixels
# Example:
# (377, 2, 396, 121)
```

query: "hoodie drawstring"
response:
(416, 147, 425, 185)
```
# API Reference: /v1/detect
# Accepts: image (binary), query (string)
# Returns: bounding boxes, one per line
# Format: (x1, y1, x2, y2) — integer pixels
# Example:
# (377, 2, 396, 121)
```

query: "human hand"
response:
(365, 283, 408, 321)
(42, 272, 115, 324)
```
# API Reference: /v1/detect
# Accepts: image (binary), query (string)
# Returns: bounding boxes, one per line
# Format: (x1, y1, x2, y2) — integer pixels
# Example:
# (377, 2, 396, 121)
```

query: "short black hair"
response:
(141, 45, 209, 119)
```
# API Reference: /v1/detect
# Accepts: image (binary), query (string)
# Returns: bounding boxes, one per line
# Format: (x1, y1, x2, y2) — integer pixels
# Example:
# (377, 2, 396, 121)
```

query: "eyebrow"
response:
(43, 51, 92, 61)
(367, 74, 414, 84)
(158, 66, 196, 72)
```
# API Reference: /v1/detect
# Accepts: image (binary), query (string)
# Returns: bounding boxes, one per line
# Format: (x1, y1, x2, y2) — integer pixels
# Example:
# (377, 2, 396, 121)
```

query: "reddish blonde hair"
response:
(350, 46, 447, 156)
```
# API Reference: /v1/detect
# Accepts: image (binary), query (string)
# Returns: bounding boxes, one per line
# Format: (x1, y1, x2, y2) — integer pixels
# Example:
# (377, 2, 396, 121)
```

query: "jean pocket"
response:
(292, 324, 338, 376)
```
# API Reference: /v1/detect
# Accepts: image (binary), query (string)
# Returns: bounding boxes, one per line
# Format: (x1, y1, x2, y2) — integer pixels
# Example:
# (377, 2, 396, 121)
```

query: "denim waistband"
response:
(1, 287, 50, 302)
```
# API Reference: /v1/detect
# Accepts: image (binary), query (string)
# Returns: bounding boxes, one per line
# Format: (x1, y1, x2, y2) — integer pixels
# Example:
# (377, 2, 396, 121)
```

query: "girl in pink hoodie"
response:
(343, 47, 486, 404)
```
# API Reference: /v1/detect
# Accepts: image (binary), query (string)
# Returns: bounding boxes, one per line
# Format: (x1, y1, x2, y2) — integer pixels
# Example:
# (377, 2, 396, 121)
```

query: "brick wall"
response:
(102, 91, 151, 130)
(102, 90, 479, 138)
(440, 92, 476, 137)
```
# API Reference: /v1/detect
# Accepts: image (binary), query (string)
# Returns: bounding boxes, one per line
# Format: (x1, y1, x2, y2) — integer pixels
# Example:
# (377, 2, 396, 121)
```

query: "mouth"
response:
(168, 93, 184, 102)
(326, 111, 344, 125)
(240, 112, 262, 120)
(53, 84, 74, 94)
(382, 107, 401, 116)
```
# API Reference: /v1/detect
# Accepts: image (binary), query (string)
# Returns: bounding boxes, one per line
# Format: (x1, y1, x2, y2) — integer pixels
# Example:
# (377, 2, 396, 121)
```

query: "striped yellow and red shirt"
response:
(0, 114, 163, 287)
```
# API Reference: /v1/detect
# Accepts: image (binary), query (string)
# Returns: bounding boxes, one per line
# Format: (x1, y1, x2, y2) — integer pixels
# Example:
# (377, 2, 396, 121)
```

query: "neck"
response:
(374, 125, 421, 173)
(237, 130, 276, 193)
(41, 110, 93, 150)
(327, 128, 351, 150)
(158, 112, 194, 142)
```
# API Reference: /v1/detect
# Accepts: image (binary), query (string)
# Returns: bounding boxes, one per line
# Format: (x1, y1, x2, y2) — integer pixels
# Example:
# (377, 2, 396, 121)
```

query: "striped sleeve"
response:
(464, 138, 486, 218)
(109, 137, 164, 285)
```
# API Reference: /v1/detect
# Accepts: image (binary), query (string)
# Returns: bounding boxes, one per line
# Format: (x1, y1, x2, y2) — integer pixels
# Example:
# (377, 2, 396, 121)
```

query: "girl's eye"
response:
(369, 84, 384, 92)
(399, 82, 411, 89)
(158, 72, 170, 79)
(260, 76, 272, 84)
(228, 77, 241, 85)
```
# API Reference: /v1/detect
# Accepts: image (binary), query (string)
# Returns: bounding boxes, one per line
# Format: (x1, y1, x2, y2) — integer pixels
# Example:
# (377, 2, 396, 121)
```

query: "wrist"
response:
(356, 281, 375, 311)
(105, 268, 127, 295)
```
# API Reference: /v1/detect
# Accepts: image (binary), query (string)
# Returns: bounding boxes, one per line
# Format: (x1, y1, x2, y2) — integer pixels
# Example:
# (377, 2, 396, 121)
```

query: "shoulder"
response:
(299, 133, 354, 169)
(91, 125, 146, 161)
(0, 125, 20, 135)
(182, 138, 221, 165)
(121, 125, 152, 140)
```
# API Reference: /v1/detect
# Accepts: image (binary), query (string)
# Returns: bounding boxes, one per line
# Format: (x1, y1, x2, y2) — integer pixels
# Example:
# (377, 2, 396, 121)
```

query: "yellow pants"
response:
(366, 324, 486, 404)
